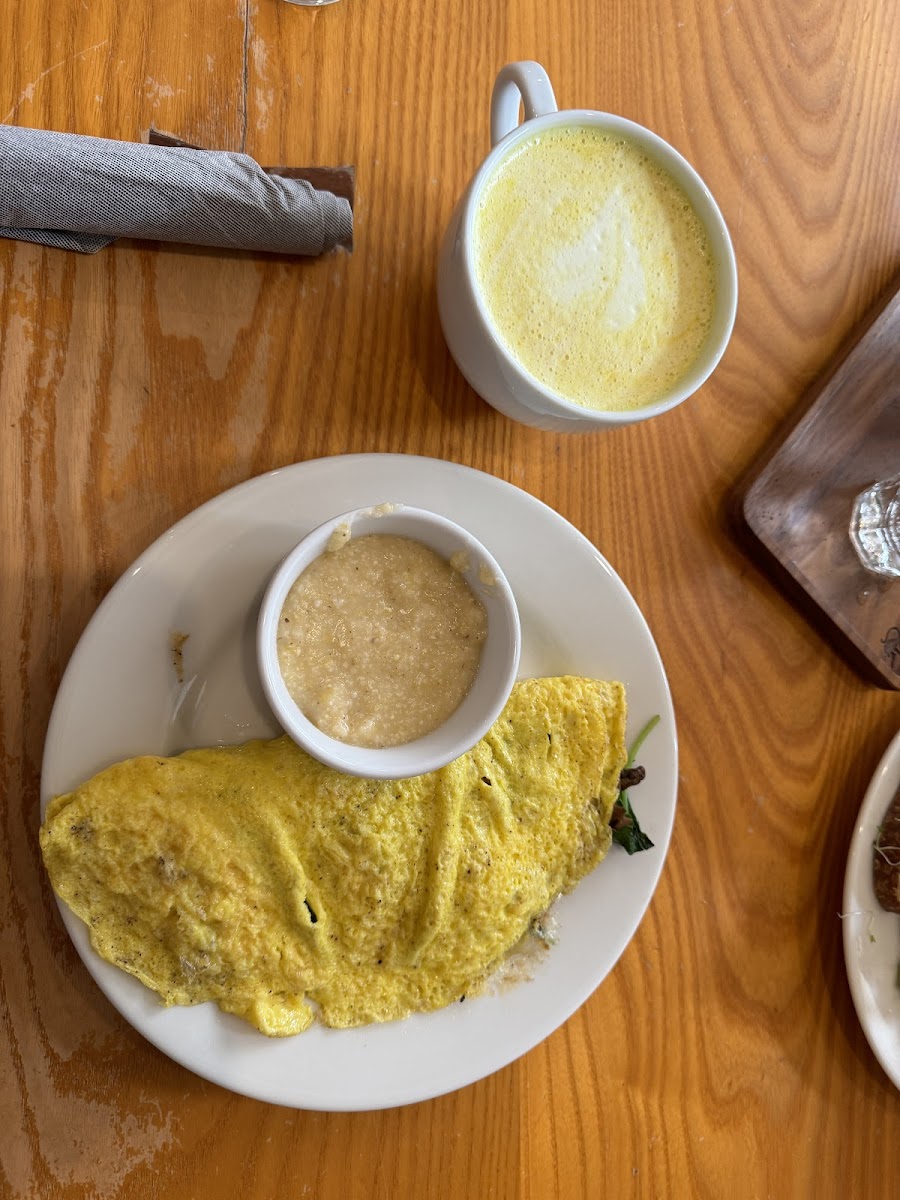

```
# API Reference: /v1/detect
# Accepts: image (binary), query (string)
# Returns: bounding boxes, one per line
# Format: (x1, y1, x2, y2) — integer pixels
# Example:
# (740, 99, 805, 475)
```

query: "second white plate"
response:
(843, 729, 900, 1091)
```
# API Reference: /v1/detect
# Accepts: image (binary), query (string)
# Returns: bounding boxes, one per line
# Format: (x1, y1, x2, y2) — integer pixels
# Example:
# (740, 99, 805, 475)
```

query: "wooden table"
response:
(2, 2, 898, 1196)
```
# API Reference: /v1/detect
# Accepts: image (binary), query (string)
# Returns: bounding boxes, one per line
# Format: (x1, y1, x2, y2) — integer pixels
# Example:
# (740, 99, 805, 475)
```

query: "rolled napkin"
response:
(0, 126, 353, 255)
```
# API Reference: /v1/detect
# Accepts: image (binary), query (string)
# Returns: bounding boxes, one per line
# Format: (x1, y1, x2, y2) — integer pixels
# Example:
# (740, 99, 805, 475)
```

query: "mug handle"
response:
(490, 62, 558, 147)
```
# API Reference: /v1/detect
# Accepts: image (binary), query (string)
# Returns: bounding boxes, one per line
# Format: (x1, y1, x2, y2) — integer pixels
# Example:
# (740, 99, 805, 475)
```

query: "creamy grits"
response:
(277, 534, 488, 747)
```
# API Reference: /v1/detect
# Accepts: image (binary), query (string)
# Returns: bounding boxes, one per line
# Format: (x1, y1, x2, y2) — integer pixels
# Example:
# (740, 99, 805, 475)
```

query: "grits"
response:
(277, 533, 488, 747)
(40, 677, 627, 1037)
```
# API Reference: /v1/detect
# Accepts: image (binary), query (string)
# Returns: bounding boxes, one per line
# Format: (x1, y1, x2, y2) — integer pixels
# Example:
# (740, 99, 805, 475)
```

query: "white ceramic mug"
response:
(437, 61, 739, 432)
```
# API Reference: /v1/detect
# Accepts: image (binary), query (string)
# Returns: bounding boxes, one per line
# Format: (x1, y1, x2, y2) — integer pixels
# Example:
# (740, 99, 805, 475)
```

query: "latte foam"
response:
(473, 126, 716, 412)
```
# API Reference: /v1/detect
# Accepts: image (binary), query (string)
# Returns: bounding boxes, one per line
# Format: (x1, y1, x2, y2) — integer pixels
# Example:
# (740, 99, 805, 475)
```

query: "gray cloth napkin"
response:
(0, 126, 352, 255)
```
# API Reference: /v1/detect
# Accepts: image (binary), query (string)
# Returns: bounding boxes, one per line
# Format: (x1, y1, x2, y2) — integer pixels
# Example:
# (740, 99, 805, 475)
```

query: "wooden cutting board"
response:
(739, 283, 900, 689)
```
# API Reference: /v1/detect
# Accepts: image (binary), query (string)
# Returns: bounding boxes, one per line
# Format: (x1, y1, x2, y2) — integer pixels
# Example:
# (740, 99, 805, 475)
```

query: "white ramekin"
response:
(257, 503, 521, 779)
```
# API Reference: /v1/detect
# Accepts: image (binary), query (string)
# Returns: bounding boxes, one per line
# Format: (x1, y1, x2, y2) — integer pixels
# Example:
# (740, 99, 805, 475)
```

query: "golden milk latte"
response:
(473, 126, 717, 412)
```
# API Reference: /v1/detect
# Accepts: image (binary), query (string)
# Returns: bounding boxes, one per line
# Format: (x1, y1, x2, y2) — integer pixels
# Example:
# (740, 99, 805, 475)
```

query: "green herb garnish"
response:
(624, 714, 660, 771)
(611, 715, 659, 855)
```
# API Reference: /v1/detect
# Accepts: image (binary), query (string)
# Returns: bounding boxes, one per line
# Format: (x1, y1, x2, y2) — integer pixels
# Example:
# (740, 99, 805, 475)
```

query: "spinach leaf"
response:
(611, 715, 659, 855)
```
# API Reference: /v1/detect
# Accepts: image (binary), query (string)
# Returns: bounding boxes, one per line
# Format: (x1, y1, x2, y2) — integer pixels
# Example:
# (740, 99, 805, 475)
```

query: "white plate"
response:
(41, 454, 677, 1111)
(843, 729, 900, 1090)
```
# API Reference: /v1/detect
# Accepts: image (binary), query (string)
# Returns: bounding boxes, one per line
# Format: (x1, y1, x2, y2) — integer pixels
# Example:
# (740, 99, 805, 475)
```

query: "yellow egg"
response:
(40, 676, 627, 1037)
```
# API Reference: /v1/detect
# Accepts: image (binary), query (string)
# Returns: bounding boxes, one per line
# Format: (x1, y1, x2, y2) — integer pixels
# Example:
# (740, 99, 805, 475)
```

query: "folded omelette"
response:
(40, 676, 627, 1036)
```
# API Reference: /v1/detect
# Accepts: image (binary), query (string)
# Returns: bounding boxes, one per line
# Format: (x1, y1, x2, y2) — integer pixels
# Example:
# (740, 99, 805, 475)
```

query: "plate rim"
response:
(842, 727, 900, 1092)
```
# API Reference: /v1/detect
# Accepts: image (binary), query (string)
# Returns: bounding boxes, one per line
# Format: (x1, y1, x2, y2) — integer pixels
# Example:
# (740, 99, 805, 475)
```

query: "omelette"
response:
(40, 676, 628, 1037)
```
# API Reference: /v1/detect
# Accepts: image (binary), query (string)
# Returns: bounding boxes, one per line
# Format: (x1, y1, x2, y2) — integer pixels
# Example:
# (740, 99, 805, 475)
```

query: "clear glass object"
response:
(850, 474, 900, 579)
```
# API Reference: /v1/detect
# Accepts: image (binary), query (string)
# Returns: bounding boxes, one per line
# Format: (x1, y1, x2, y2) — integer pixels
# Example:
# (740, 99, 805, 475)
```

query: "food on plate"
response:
(610, 714, 659, 854)
(40, 676, 634, 1037)
(873, 785, 900, 913)
(277, 532, 488, 747)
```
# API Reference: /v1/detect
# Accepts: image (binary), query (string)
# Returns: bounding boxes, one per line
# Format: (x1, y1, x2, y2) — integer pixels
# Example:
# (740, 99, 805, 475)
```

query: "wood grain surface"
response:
(2, 1, 899, 1198)
(743, 286, 900, 688)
